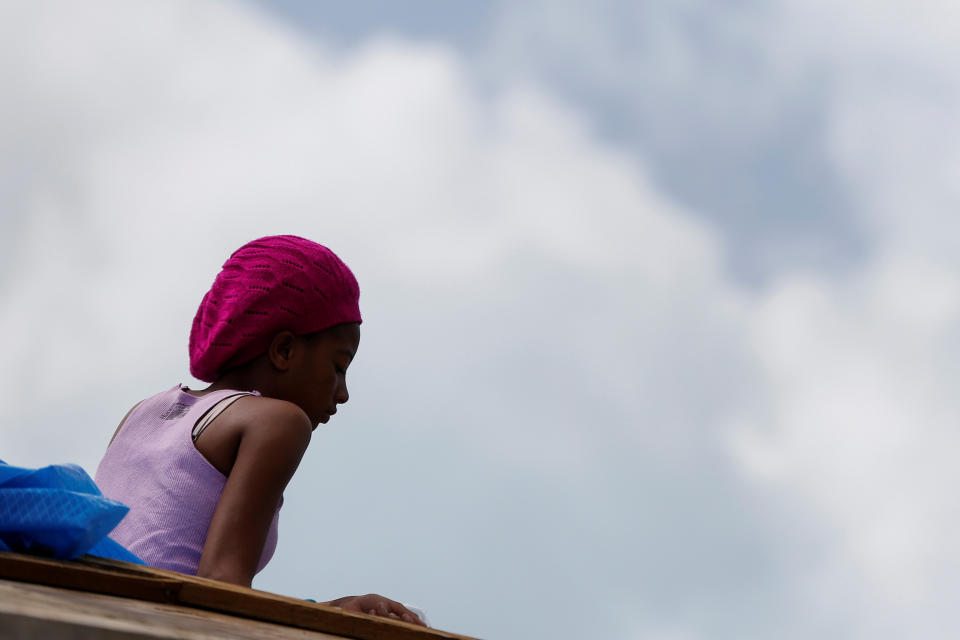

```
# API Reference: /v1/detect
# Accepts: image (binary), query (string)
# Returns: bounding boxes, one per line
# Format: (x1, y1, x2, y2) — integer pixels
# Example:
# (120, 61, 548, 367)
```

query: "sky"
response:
(1, 1, 959, 638)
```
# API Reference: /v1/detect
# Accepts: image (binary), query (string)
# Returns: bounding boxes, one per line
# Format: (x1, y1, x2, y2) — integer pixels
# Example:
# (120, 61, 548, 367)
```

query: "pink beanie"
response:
(189, 235, 362, 382)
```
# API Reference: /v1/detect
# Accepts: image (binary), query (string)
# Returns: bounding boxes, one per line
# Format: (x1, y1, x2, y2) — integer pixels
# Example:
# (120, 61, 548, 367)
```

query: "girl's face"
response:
(286, 322, 361, 429)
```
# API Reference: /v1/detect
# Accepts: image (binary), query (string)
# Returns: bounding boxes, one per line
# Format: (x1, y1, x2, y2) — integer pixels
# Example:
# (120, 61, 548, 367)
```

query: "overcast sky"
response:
(2, 2, 959, 639)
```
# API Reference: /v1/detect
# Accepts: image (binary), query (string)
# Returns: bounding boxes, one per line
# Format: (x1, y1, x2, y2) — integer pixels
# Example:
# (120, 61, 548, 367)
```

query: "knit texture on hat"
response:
(189, 235, 361, 382)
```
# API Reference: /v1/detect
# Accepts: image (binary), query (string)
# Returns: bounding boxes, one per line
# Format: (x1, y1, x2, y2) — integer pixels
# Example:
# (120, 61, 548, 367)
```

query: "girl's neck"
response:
(190, 360, 274, 397)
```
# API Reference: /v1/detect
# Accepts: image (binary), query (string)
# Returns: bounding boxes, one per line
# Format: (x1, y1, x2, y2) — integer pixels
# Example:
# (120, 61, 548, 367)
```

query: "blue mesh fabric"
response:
(0, 460, 143, 563)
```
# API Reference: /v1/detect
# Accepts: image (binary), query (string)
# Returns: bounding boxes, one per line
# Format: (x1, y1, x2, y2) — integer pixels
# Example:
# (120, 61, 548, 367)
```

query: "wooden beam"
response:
(0, 553, 481, 640)
(0, 579, 346, 639)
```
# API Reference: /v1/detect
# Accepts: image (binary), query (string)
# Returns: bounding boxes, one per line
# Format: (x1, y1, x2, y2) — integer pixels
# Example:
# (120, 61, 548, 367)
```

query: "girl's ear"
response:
(267, 331, 299, 371)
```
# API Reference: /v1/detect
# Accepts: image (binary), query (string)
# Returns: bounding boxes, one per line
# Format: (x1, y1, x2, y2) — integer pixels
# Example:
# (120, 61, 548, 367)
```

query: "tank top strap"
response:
(191, 392, 256, 441)
(120, 385, 260, 439)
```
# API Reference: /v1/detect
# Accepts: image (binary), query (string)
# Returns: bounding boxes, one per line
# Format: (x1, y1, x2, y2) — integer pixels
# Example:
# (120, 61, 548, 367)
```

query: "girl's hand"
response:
(323, 594, 426, 626)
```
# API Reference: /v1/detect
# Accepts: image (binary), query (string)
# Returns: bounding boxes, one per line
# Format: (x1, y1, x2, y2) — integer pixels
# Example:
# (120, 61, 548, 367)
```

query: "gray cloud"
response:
(2, 1, 959, 639)
(253, 0, 870, 283)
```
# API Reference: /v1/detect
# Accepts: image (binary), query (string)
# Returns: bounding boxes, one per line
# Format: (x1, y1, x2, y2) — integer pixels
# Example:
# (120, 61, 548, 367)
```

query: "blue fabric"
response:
(86, 534, 144, 564)
(0, 459, 144, 563)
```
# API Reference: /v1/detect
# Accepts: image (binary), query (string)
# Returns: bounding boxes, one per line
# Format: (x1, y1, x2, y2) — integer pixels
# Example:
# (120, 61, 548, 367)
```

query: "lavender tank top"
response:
(95, 384, 281, 576)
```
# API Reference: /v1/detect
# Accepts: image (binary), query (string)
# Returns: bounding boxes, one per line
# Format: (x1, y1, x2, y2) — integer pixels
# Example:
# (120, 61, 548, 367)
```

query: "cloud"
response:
(478, 0, 960, 635)
(731, 258, 960, 615)
(3, 1, 960, 638)
(0, 2, 754, 638)
(721, 2, 960, 635)
(480, 0, 867, 281)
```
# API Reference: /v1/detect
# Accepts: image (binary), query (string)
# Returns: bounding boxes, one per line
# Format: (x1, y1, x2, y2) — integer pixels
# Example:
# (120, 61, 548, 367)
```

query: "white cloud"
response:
(722, 0, 960, 634)
(0, 2, 746, 638)
(728, 277, 960, 639)
(481, 0, 960, 635)
(4, 1, 960, 638)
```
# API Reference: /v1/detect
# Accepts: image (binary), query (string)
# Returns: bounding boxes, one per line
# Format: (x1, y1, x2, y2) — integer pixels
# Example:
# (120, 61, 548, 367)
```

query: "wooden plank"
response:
(0, 553, 481, 640)
(176, 581, 459, 640)
(0, 552, 181, 603)
(0, 578, 347, 639)
(84, 557, 479, 640)
(0, 612, 170, 640)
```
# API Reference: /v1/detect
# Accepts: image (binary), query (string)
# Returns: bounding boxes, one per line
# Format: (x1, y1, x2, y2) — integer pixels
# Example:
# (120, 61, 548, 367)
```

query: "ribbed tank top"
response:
(95, 384, 281, 576)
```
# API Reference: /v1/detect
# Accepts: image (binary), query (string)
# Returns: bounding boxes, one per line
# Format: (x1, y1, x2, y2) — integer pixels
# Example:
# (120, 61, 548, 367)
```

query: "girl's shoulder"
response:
(222, 395, 312, 434)
(193, 394, 312, 477)
(172, 385, 308, 433)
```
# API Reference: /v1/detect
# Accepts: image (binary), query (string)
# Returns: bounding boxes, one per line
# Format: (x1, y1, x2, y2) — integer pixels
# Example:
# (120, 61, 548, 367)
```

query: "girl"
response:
(95, 235, 424, 625)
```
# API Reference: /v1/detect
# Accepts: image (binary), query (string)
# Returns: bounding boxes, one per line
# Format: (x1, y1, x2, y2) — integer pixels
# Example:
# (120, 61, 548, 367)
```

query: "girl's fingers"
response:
(349, 595, 425, 626)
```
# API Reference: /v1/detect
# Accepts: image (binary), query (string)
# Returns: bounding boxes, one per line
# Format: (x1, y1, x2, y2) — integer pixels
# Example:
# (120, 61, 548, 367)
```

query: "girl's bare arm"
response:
(196, 398, 311, 586)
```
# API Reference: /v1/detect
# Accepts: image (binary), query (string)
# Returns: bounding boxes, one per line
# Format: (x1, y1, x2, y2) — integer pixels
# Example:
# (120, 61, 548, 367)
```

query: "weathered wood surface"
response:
(0, 553, 480, 640)
(0, 578, 344, 639)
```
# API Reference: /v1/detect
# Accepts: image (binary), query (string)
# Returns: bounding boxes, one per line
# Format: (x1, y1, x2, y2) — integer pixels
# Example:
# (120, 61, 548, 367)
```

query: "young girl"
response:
(95, 235, 424, 625)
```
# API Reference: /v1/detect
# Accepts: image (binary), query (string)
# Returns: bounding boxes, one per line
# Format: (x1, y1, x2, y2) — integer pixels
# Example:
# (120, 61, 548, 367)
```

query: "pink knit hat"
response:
(189, 235, 362, 382)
